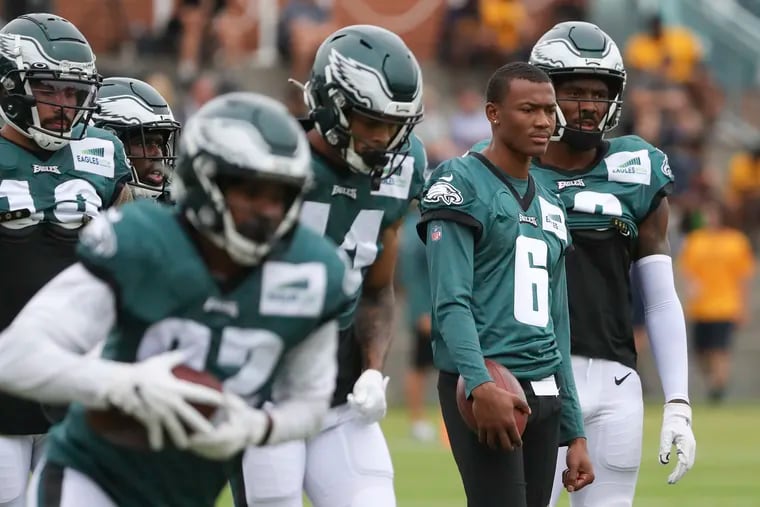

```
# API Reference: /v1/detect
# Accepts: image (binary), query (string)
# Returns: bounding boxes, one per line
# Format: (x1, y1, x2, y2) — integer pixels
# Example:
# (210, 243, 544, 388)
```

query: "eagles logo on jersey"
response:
(423, 178, 463, 206)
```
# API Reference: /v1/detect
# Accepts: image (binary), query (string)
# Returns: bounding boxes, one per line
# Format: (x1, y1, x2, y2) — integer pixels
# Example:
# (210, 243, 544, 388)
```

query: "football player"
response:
(421, 61, 593, 507)
(0, 92, 355, 507)
(0, 13, 132, 507)
(238, 25, 426, 507)
(92, 76, 181, 201)
(473, 21, 696, 507)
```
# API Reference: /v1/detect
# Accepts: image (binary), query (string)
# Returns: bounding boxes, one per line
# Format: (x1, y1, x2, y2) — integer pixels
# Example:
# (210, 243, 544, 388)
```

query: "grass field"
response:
(217, 403, 760, 506)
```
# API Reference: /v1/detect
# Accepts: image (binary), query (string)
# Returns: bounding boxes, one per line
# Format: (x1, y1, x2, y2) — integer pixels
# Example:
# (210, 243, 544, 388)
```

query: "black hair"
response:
(485, 62, 552, 103)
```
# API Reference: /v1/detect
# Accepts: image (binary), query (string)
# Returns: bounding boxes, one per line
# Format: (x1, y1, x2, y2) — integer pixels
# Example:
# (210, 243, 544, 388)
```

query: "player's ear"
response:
(485, 102, 500, 126)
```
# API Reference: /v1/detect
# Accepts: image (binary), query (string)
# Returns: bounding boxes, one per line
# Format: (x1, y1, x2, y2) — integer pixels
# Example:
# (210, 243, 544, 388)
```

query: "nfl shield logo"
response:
(431, 224, 442, 241)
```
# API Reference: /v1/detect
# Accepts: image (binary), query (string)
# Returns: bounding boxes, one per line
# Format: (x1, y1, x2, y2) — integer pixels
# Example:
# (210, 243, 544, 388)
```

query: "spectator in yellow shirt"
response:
(625, 15, 703, 84)
(678, 201, 755, 403)
(479, 0, 527, 54)
(726, 146, 760, 248)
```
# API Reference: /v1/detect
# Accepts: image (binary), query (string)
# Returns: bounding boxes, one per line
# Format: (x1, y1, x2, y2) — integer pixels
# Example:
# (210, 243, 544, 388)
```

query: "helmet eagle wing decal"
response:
(326, 48, 393, 110)
(0, 33, 96, 74)
(530, 42, 568, 68)
(96, 95, 174, 126)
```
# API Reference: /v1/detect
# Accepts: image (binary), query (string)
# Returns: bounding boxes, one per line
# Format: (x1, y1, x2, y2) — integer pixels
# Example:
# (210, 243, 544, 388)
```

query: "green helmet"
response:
(0, 13, 100, 150)
(304, 24, 423, 182)
(529, 21, 626, 150)
(171, 92, 312, 266)
(93, 77, 180, 200)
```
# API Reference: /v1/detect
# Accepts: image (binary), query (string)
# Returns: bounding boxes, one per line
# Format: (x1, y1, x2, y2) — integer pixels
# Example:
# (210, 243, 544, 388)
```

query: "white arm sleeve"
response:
(266, 319, 338, 444)
(0, 263, 130, 408)
(634, 254, 690, 402)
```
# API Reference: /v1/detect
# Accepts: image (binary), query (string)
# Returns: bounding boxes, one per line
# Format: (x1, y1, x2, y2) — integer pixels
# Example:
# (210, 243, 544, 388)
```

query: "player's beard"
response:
(42, 115, 72, 133)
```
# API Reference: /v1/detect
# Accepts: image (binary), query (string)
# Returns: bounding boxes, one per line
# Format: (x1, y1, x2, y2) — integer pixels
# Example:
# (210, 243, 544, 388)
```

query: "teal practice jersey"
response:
(299, 134, 428, 329)
(532, 135, 673, 239)
(472, 135, 675, 368)
(45, 200, 352, 507)
(0, 125, 131, 231)
(472, 135, 673, 237)
(419, 152, 583, 441)
(419, 152, 571, 380)
(0, 125, 132, 435)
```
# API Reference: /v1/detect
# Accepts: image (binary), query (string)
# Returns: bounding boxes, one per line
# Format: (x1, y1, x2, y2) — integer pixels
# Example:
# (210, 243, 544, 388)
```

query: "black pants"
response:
(438, 370, 561, 507)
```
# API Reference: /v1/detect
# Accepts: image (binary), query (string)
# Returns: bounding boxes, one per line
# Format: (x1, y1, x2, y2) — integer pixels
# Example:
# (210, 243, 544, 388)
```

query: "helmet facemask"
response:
(121, 122, 180, 200)
(529, 21, 626, 151)
(175, 154, 306, 267)
(172, 103, 313, 267)
(551, 74, 625, 151)
(304, 78, 421, 186)
(0, 68, 100, 151)
(93, 76, 180, 200)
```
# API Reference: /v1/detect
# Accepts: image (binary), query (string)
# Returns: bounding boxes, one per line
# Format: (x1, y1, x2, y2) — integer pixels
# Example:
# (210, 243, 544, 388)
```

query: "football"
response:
(85, 364, 223, 450)
(456, 359, 528, 435)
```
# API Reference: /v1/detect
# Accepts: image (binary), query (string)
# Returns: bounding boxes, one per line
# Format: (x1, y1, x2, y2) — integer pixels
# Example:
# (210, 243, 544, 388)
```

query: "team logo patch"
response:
(430, 224, 442, 241)
(260, 261, 327, 317)
(70, 137, 116, 178)
(538, 196, 567, 243)
(423, 180, 463, 206)
(660, 157, 673, 179)
(605, 149, 651, 185)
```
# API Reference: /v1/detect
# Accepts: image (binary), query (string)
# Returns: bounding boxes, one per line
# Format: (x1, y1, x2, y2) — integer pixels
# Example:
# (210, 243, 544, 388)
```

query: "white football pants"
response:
(243, 405, 395, 507)
(0, 434, 46, 507)
(549, 356, 643, 507)
(27, 460, 116, 507)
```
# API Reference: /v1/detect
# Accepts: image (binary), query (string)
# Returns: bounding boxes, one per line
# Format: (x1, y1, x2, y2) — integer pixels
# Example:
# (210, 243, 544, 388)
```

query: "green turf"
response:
(217, 403, 760, 506)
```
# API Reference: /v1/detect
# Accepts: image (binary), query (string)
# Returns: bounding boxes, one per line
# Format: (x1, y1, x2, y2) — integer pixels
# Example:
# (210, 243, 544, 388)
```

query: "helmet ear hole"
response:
(1, 94, 31, 120)
(310, 106, 338, 139)
(308, 80, 349, 149)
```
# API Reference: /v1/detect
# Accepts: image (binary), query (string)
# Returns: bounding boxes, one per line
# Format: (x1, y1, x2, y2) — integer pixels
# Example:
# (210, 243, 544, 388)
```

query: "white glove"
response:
(346, 369, 389, 424)
(101, 350, 224, 451)
(659, 402, 696, 484)
(186, 392, 271, 461)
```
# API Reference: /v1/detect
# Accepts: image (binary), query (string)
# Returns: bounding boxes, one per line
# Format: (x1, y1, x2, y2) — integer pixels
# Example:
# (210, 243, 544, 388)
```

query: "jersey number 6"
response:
(513, 236, 549, 327)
